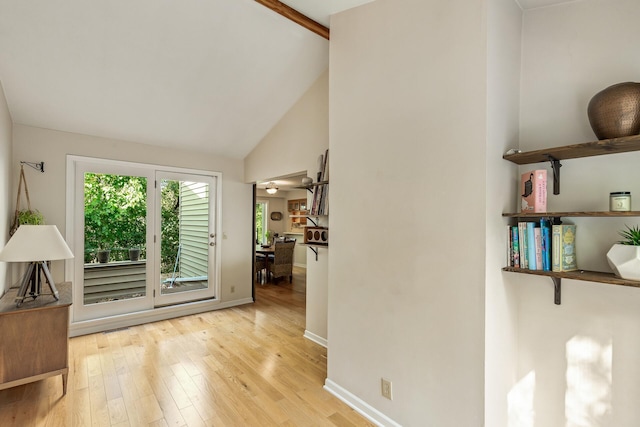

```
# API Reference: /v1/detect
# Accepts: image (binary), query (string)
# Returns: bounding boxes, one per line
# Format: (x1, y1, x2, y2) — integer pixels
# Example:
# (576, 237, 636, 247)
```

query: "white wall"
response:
(0, 81, 12, 295)
(11, 124, 253, 305)
(328, 0, 487, 425)
(512, 1, 640, 426)
(245, 71, 329, 343)
(485, 1, 522, 427)
(256, 192, 286, 237)
(245, 70, 329, 185)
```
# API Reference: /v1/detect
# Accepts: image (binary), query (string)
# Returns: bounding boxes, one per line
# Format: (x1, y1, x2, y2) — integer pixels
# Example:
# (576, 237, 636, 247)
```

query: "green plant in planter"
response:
(17, 210, 45, 226)
(618, 225, 640, 246)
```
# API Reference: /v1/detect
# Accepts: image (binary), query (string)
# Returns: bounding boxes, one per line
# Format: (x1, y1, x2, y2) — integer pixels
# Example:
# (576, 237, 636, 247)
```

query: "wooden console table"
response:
(0, 281, 72, 395)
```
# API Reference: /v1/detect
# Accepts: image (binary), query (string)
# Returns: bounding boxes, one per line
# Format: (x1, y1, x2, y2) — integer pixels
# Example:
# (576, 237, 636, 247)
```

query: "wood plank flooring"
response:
(0, 267, 373, 426)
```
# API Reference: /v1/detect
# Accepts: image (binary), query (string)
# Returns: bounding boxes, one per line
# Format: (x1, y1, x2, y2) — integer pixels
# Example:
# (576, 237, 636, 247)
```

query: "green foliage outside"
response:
(84, 173, 148, 263)
(160, 180, 180, 273)
(83, 173, 180, 270)
(255, 202, 265, 244)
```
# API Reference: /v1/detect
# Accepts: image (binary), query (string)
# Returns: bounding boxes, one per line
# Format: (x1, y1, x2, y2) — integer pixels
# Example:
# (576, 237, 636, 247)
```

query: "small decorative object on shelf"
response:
(587, 82, 640, 140)
(521, 170, 547, 213)
(304, 226, 328, 246)
(607, 225, 640, 281)
(609, 192, 631, 212)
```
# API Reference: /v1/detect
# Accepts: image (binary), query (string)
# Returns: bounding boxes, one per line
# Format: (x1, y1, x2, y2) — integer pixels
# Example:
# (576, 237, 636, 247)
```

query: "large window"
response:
(255, 201, 268, 244)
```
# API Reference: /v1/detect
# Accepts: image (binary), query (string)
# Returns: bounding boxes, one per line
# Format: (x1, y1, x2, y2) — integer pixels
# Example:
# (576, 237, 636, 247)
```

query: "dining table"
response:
(255, 244, 274, 255)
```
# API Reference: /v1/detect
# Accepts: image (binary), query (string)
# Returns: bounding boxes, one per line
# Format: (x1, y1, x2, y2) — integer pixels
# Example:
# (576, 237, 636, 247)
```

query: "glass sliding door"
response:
(68, 156, 221, 324)
(154, 171, 218, 306)
(72, 161, 154, 322)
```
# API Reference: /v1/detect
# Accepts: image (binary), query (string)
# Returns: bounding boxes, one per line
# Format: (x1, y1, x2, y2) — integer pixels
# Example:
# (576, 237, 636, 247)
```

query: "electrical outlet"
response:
(381, 378, 392, 400)
(230, 285, 235, 293)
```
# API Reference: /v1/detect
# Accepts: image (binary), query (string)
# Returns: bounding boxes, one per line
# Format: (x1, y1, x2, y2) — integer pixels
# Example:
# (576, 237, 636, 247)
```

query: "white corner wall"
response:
(485, 1, 522, 426)
(244, 70, 329, 185)
(11, 124, 253, 306)
(328, 0, 487, 425)
(513, 1, 640, 426)
(0, 81, 12, 295)
(244, 71, 329, 343)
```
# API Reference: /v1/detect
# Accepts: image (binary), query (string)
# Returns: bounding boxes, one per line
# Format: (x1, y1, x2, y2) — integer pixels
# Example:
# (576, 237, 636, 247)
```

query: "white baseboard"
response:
(304, 329, 327, 347)
(324, 379, 402, 427)
(70, 297, 254, 337)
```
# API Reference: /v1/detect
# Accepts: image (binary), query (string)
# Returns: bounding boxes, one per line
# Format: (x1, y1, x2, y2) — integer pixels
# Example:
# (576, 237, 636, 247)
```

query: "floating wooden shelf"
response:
(503, 211, 640, 218)
(503, 135, 640, 304)
(503, 134, 640, 164)
(503, 267, 640, 287)
(503, 134, 640, 194)
(503, 267, 640, 305)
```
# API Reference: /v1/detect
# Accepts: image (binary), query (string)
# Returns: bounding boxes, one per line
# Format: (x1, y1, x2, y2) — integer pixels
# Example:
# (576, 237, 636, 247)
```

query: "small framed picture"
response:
(270, 212, 282, 221)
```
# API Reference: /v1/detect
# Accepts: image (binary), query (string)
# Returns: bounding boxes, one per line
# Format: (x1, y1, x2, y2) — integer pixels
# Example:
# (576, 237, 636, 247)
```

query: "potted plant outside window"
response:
(97, 248, 110, 263)
(129, 247, 141, 261)
(606, 225, 640, 281)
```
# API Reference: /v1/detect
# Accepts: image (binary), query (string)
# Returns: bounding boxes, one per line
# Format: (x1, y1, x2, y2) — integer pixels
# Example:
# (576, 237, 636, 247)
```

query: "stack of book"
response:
(311, 149, 329, 216)
(507, 221, 577, 272)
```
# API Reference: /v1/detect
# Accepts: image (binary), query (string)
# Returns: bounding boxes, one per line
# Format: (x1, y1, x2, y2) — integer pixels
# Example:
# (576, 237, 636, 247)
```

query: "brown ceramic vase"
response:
(587, 82, 640, 140)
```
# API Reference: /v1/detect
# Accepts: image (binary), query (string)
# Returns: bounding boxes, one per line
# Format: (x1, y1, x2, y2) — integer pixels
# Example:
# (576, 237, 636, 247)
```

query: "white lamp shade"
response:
(0, 225, 74, 262)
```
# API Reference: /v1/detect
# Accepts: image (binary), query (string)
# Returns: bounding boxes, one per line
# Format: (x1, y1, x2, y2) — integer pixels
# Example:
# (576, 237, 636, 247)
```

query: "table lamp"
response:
(0, 225, 74, 307)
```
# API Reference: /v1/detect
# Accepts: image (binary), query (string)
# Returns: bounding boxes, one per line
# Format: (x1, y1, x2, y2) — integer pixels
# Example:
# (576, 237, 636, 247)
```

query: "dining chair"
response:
(267, 241, 295, 283)
(255, 254, 267, 284)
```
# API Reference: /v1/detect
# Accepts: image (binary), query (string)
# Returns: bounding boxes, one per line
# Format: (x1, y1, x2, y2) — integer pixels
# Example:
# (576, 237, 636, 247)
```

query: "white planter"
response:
(606, 244, 640, 281)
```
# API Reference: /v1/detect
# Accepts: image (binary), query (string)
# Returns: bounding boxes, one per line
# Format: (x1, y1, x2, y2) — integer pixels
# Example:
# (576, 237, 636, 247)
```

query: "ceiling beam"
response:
(254, 0, 330, 40)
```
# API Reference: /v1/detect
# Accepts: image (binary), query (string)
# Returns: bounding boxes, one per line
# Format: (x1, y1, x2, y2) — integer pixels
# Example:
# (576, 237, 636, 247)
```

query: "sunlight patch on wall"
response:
(565, 336, 612, 427)
(508, 370, 536, 427)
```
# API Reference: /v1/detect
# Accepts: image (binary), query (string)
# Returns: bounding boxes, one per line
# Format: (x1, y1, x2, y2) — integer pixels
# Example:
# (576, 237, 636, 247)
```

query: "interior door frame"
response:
(66, 155, 222, 325)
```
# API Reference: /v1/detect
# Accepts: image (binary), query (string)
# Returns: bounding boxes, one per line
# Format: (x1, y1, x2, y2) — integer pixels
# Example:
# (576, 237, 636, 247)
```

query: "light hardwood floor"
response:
(0, 267, 374, 426)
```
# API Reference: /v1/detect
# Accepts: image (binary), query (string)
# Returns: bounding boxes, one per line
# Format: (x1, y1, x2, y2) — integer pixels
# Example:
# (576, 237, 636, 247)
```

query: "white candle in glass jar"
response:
(609, 192, 631, 211)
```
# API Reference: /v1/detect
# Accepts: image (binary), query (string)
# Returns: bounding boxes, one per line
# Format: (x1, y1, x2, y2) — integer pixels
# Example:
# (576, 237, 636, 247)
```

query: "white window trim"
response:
(65, 155, 227, 335)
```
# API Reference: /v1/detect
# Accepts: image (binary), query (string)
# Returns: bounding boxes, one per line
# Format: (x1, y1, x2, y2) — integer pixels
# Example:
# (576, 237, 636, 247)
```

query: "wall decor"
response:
(270, 211, 282, 221)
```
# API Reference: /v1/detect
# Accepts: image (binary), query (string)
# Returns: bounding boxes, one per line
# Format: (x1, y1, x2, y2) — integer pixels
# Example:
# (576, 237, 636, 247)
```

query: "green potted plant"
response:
(17, 210, 45, 226)
(96, 248, 110, 263)
(606, 225, 640, 281)
(128, 247, 141, 261)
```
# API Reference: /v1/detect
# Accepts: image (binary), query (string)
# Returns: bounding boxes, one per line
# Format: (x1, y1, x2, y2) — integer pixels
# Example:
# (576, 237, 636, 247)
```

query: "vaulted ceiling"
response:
(0, 0, 577, 159)
(0, 0, 357, 159)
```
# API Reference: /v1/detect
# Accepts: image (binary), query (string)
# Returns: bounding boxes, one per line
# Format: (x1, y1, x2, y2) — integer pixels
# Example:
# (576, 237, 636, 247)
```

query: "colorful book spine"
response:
(521, 169, 547, 213)
(534, 226, 543, 270)
(552, 224, 577, 272)
(512, 226, 520, 268)
(540, 218, 552, 271)
(507, 225, 513, 266)
(518, 222, 528, 269)
(526, 222, 537, 270)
